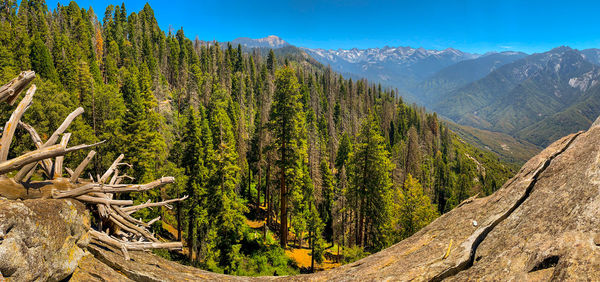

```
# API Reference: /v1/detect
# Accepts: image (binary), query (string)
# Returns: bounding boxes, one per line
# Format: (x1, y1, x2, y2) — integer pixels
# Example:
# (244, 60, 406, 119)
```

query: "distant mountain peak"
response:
(548, 46, 574, 53)
(231, 35, 290, 49)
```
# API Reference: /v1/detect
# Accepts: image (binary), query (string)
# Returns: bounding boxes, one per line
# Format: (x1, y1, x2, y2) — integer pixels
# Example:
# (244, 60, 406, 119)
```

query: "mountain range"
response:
(302, 46, 479, 101)
(433, 46, 600, 146)
(232, 36, 600, 150)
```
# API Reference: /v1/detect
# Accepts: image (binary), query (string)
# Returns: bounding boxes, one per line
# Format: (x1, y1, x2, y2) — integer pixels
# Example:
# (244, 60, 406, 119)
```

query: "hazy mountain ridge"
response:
(434, 46, 600, 146)
(301, 46, 480, 101)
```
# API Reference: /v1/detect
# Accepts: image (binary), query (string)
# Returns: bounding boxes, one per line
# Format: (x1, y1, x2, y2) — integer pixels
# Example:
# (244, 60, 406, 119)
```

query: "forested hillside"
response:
(0, 0, 516, 275)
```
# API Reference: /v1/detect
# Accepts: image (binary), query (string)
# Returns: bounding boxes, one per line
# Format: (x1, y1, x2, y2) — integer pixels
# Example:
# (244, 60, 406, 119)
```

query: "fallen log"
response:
(53, 177, 175, 198)
(122, 195, 188, 213)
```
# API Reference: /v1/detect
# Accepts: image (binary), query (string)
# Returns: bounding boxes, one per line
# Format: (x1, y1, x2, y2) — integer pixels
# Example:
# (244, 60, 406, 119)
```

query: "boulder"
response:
(0, 198, 90, 281)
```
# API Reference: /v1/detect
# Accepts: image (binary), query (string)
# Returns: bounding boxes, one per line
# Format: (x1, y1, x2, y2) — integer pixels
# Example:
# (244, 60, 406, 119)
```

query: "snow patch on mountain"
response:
(232, 35, 290, 49)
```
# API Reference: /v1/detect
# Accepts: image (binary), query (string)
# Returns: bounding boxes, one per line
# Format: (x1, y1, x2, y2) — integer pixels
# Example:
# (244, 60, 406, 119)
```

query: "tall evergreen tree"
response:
(347, 112, 394, 250)
(269, 66, 306, 248)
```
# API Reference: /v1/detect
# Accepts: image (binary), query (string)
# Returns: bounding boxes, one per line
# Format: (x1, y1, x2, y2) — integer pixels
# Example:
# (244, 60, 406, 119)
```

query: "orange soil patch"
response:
(162, 221, 180, 239)
(285, 248, 341, 271)
(245, 218, 266, 229)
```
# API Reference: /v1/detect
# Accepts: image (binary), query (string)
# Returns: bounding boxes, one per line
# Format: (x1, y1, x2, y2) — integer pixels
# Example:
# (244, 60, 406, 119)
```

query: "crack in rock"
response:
(430, 132, 582, 282)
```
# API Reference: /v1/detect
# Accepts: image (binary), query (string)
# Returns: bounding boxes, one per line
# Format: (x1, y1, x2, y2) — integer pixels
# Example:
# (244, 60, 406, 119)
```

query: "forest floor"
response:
(245, 205, 341, 272)
(160, 205, 342, 272)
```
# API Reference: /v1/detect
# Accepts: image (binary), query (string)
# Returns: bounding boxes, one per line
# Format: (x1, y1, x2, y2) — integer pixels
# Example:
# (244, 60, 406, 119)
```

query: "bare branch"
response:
(0, 70, 35, 104)
(122, 195, 188, 213)
(90, 229, 183, 251)
(53, 177, 175, 198)
(15, 107, 85, 181)
(100, 154, 124, 184)
(109, 169, 119, 185)
(0, 85, 36, 162)
(147, 216, 161, 225)
(74, 195, 133, 206)
(18, 121, 53, 175)
(53, 133, 71, 179)
(70, 150, 96, 183)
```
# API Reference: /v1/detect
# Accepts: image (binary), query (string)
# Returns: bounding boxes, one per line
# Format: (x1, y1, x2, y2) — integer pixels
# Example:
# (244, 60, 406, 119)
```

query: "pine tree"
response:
(30, 37, 57, 81)
(266, 49, 276, 75)
(181, 107, 209, 262)
(347, 112, 394, 250)
(335, 132, 352, 170)
(269, 66, 306, 248)
(319, 155, 334, 241)
(396, 174, 438, 239)
(206, 85, 247, 271)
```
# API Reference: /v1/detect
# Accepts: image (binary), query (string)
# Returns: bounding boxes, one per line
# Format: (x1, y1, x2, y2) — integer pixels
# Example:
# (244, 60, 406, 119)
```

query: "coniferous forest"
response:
(0, 1, 517, 275)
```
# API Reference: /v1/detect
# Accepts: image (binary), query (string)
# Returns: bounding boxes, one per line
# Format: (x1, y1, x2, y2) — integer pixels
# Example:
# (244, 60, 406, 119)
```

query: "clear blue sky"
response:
(45, 0, 600, 54)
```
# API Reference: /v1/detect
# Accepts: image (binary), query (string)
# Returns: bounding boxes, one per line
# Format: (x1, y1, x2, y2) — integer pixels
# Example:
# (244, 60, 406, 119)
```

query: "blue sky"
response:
(45, 0, 600, 54)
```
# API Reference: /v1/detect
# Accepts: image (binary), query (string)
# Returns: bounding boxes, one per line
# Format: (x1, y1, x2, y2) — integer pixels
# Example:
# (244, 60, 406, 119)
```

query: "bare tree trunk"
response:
(280, 142, 287, 248)
(70, 150, 96, 183)
(0, 85, 36, 162)
(53, 133, 71, 178)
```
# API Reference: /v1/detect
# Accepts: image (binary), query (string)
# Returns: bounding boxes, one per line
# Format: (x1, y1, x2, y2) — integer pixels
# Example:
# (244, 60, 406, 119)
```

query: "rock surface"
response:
(5, 122, 600, 281)
(0, 198, 90, 281)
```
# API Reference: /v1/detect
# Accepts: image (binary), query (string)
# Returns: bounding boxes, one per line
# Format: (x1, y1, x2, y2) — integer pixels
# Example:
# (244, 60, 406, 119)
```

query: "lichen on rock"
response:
(0, 198, 89, 281)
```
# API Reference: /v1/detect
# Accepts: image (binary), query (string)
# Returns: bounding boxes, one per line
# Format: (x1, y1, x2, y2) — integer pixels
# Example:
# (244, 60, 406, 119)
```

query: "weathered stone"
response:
(0, 198, 89, 281)
(70, 255, 132, 282)
(594, 233, 600, 246)
(86, 243, 252, 281)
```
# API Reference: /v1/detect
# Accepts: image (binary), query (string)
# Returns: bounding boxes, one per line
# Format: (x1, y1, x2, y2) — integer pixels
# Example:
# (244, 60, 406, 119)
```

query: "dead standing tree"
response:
(0, 71, 185, 260)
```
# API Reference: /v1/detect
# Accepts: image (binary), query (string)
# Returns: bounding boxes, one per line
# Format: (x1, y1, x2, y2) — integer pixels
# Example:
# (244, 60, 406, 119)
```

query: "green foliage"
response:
(393, 174, 438, 240)
(340, 245, 369, 264)
(347, 111, 394, 251)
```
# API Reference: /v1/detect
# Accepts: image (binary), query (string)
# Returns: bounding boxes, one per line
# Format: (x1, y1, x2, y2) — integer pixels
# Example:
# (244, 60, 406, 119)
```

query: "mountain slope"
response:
(434, 46, 600, 146)
(446, 121, 541, 165)
(581, 48, 600, 65)
(414, 51, 527, 105)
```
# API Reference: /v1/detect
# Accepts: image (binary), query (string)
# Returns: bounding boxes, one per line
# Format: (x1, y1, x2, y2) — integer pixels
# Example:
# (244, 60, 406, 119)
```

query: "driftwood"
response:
(14, 107, 84, 182)
(70, 150, 96, 183)
(0, 71, 185, 259)
(53, 133, 71, 178)
(0, 85, 36, 162)
(0, 70, 35, 104)
(19, 121, 53, 174)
